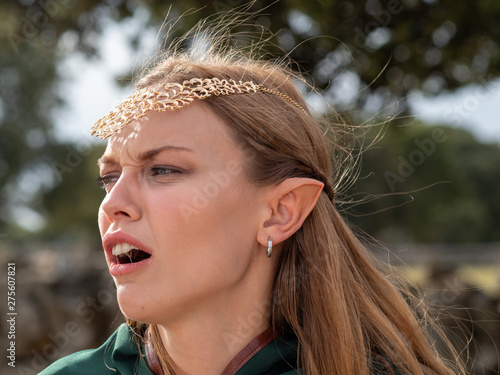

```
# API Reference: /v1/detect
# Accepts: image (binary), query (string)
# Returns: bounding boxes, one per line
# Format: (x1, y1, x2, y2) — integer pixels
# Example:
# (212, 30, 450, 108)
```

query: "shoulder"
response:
(39, 324, 152, 375)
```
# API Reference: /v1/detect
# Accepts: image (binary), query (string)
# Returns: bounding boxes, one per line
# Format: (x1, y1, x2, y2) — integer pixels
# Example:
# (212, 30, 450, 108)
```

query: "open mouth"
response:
(112, 243, 151, 264)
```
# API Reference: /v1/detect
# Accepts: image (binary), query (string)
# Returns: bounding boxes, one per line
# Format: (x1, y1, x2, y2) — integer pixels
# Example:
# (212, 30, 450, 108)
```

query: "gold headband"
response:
(91, 77, 308, 139)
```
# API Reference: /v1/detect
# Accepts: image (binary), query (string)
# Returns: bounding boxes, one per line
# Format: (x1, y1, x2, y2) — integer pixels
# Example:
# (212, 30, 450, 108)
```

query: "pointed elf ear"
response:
(257, 178, 324, 248)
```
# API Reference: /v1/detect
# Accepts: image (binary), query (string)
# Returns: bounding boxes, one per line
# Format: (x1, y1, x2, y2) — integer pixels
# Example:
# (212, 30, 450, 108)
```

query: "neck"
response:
(156, 279, 275, 374)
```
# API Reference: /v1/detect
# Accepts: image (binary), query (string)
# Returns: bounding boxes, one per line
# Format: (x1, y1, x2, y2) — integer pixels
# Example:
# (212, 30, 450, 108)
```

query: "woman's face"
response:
(97, 102, 267, 324)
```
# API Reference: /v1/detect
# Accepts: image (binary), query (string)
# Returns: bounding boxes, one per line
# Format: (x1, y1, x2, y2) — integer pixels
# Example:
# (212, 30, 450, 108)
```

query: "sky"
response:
(410, 82, 500, 144)
(54, 13, 156, 144)
(55, 16, 500, 146)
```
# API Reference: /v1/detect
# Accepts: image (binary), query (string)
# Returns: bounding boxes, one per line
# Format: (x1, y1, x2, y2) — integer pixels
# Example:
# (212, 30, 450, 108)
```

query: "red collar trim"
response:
(221, 327, 278, 375)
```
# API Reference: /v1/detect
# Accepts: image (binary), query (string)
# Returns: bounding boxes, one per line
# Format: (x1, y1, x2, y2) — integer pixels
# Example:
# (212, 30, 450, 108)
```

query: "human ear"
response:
(257, 178, 324, 247)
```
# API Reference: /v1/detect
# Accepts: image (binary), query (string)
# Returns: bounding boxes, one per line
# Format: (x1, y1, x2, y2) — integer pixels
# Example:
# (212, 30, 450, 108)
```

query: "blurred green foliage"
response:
(1, 0, 500, 243)
(346, 123, 500, 243)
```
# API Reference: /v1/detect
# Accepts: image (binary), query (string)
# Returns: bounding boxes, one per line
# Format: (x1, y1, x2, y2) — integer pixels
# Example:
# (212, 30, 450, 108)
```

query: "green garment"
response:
(39, 324, 152, 375)
(38, 324, 300, 375)
(39, 324, 400, 375)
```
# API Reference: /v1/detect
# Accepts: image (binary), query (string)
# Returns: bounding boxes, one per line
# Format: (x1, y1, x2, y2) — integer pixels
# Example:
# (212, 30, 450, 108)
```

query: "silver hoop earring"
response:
(266, 237, 273, 258)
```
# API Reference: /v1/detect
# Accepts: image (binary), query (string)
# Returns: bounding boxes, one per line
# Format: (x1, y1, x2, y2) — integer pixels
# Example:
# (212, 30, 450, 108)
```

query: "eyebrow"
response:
(97, 145, 193, 166)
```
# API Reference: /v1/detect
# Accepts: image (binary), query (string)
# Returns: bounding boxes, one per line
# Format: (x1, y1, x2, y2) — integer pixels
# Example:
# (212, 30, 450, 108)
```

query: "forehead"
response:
(99, 102, 238, 162)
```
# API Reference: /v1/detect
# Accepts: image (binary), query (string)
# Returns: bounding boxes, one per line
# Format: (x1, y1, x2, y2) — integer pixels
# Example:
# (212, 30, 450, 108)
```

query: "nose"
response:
(100, 173, 141, 224)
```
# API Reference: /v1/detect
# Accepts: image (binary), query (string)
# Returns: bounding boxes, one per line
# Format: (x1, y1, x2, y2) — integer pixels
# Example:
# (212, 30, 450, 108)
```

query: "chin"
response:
(116, 288, 175, 325)
(118, 302, 157, 325)
(116, 286, 153, 323)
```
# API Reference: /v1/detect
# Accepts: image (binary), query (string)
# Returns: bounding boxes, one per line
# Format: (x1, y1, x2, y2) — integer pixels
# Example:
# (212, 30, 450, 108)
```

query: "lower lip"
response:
(108, 257, 152, 276)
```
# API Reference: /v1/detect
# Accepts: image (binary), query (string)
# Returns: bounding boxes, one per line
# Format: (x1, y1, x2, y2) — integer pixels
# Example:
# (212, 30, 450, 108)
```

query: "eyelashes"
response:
(150, 166, 180, 176)
(96, 167, 183, 191)
(96, 175, 118, 190)
(96, 176, 104, 189)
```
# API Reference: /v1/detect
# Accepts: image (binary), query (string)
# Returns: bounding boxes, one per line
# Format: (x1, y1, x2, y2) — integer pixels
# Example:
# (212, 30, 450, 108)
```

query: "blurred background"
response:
(1, 0, 499, 374)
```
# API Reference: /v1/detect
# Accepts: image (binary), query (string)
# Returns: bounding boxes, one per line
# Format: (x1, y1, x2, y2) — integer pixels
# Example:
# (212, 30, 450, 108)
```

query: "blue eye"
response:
(150, 167, 180, 176)
(96, 175, 119, 190)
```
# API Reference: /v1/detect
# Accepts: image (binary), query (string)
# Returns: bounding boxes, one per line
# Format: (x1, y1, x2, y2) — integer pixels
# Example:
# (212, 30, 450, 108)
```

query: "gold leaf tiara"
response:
(91, 77, 309, 139)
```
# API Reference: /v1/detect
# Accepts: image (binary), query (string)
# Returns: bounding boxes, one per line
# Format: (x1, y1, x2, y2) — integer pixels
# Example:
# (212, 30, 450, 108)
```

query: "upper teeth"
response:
(112, 243, 136, 256)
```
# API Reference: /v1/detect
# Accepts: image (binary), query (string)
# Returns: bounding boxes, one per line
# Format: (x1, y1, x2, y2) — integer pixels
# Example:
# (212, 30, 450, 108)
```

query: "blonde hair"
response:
(123, 17, 465, 375)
